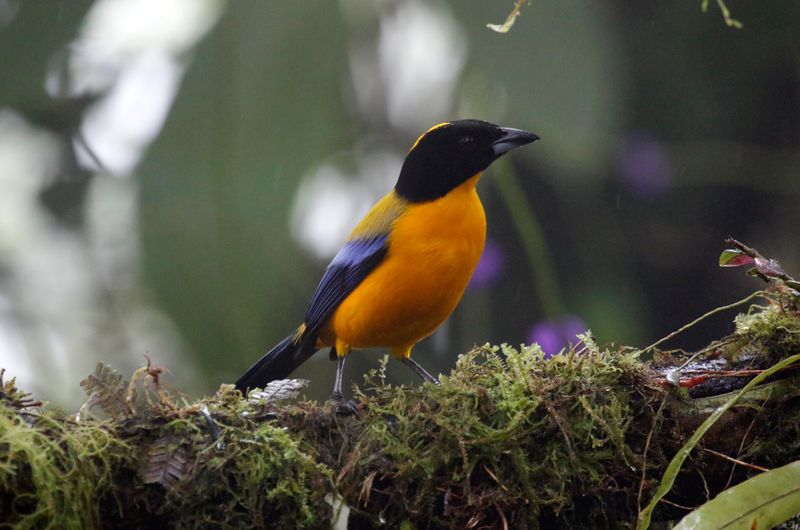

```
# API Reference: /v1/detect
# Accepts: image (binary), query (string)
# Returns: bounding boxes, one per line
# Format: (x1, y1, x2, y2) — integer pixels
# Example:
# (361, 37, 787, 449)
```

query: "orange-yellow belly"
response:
(324, 175, 486, 357)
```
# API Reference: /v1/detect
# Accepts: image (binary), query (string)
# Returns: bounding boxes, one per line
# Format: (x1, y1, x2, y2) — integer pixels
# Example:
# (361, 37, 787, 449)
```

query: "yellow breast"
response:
(328, 173, 486, 353)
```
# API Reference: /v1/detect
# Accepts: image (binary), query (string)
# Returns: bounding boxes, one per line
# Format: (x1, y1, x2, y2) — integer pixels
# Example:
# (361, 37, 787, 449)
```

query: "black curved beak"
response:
(492, 127, 540, 157)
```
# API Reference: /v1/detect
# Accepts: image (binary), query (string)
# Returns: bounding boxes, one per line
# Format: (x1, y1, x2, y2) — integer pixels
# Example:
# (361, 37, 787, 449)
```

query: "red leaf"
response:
(719, 249, 755, 268)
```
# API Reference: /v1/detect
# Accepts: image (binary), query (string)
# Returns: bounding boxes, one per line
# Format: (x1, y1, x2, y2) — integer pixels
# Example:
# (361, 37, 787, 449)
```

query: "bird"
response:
(235, 119, 538, 412)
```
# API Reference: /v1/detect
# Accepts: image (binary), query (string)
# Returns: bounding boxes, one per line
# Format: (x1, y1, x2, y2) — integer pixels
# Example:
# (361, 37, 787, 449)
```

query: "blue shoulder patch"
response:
(303, 235, 388, 332)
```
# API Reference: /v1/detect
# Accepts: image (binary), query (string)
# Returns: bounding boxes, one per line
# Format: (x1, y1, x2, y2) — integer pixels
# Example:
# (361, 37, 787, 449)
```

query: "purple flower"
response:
(528, 315, 587, 358)
(618, 133, 672, 198)
(468, 239, 506, 290)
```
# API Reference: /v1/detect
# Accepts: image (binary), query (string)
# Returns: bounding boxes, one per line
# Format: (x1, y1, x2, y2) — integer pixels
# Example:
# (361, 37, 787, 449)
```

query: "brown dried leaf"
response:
(80, 362, 131, 418)
(143, 435, 191, 490)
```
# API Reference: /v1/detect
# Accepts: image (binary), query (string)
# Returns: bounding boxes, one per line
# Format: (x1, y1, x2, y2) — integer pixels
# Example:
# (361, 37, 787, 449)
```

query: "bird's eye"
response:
(459, 136, 477, 150)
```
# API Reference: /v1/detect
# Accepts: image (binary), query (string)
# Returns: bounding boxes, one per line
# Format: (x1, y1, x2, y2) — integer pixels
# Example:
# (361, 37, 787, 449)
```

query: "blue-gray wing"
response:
(303, 235, 388, 333)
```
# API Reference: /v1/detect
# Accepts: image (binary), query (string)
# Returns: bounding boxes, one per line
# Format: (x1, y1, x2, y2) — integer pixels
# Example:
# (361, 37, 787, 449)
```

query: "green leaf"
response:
(637, 353, 800, 530)
(674, 460, 800, 530)
(719, 248, 755, 267)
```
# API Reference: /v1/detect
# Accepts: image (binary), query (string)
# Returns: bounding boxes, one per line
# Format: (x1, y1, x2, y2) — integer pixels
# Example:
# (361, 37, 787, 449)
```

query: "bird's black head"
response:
(394, 119, 539, 203)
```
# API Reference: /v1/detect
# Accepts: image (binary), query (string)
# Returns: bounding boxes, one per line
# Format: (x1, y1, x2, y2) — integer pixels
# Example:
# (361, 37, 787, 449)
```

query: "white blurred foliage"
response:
(82, 0, 222, 58)
(0, 111, 104, 400)
(48, 0, 224, 176)
(378, 1, 465, 131)
(0, 111, 61, 255)
(349, 1, 465, 132)
(51, 0, 223, 97)
(78, 52, 184, 176)
(294, 0, 466, 259)
(0, 295, 29, 381)
(0, 110, 186, 405)
(291, 151, 402, 259)
(0, 0, 223, 406)
(0, 112, 63, 385)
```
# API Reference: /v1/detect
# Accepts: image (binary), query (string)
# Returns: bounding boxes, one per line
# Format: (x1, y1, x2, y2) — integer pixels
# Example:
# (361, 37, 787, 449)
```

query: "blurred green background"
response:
(1, 0, 798, 407)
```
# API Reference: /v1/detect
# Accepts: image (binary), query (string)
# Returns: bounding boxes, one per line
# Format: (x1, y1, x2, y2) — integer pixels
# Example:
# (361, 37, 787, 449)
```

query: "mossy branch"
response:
(1, 287, 799, 529)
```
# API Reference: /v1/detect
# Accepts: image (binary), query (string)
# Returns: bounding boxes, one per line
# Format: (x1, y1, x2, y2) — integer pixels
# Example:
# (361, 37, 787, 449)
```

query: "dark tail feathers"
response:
(235, 327, 318, 393)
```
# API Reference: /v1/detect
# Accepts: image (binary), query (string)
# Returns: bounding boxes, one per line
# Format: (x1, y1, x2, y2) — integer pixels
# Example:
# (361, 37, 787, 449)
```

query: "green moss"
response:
(0, 295, 798, 529)
(0, 371, 333, 530)
(727, 302, 800, 366)
(0, 404, 129, 529)
(727, 304, 800, 468)
(143, 418, 332, 529)
(283, 299, 800, 529)
(303, 344, 652, 529)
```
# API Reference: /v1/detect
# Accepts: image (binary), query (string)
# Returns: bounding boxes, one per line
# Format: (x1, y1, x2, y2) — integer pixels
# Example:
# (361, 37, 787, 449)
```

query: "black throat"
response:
(394, 149, 472, 202)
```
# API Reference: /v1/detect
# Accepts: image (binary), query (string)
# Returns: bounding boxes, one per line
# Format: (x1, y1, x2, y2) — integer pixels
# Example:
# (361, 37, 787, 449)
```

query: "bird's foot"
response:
(329, 391, 358, 416)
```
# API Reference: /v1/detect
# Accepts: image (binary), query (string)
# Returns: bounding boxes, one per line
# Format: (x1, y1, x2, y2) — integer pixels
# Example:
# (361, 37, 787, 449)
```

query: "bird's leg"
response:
(329, 351, 358, 415)
(402, 357, 440, 385)
(331, 352, 345, 399)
